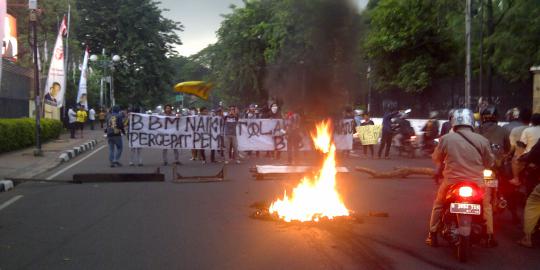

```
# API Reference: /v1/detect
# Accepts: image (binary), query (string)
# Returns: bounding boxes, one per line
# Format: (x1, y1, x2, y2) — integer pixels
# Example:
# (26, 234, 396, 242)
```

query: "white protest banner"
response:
(129, 113, 223, 150)
(236, 119, 287, 151)
(43, 16, 67, 108)
(333, 119, 355, 150)
(236, 119, 355, 151)
(356, 125, 382, 145)
(76, 48, 89, 109)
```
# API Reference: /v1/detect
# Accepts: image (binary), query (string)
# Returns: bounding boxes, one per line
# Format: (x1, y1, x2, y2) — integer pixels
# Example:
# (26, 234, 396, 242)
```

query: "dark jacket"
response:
(223, 115, 239, 136)
(519, 139, 540, 166)
(360, 120, 374, 126)
(105, 113, 125, 137)
(382, 111, 399, 134)
(440, 121, 452, 136)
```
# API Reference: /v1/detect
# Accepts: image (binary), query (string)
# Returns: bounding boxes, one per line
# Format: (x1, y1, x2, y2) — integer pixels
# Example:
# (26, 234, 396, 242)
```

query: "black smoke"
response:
(265, 0, 361, 118)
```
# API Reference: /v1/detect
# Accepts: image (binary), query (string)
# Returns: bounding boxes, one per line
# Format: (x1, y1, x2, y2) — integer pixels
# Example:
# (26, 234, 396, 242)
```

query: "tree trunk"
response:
(486, 0, 495, 100)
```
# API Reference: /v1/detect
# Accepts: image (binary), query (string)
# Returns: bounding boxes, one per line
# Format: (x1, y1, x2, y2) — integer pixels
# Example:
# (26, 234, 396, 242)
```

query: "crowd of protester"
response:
(70, 99, 540, 247)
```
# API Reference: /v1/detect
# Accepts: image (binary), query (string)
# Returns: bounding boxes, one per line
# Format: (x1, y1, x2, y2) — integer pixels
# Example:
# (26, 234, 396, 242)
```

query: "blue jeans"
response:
(108, 136, 123, 163)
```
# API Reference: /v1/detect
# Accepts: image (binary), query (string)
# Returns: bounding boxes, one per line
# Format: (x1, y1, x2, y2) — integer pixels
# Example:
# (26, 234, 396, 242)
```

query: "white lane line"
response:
(46, 145, 107, 180)
(0, 195, 23, 211)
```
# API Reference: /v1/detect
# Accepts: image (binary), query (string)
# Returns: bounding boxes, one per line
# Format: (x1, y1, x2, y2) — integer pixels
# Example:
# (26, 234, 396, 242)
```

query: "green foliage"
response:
(168, 55, 214, 108)
(0, 118, 63, 153)
(8, 0, 82, 71)
(209, 0, 363, 111)
(76, 0, 182, 108)
(488, 0, 540, 82)
(364, 0, 459, 93)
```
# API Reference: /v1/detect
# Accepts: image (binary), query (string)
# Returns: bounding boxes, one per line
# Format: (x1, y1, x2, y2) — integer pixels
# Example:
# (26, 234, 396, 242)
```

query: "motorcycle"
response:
(397, 134, 417, 158)
(419, 133, 439, 156)
(436, 171, 491, 262)
(391, 113, 417, 158)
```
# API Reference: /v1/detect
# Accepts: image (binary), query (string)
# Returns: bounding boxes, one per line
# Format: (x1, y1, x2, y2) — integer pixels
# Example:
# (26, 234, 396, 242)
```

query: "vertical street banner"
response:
(76, 48, 89, 109)
(0, 0, 6, 85)
(236, 119, 355, 151)
(128, 114, 224, 150)
(43, 16, 67, 108)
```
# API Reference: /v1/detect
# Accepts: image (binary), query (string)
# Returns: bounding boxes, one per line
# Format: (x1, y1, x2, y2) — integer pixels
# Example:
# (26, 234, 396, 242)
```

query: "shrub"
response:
(0, 118, 64, 153)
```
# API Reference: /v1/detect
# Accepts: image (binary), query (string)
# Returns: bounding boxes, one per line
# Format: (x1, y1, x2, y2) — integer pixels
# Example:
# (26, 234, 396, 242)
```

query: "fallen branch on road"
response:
(355, 166, 435, 179)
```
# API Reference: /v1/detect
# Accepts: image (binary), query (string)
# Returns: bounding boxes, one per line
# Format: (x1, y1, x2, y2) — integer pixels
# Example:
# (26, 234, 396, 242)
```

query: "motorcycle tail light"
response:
(483, 169, 494, 180)
(458, 186, 473, 197)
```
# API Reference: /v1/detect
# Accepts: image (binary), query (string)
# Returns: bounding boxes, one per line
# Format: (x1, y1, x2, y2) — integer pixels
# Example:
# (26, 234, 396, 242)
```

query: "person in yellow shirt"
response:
(76, 105, 88, 138)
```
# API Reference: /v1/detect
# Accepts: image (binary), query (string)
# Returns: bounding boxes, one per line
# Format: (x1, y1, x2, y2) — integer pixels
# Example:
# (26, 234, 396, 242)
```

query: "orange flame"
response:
(268, 120, 350, 222)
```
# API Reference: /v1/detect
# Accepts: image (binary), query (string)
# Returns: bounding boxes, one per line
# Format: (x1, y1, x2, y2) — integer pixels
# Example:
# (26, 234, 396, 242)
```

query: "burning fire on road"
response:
(252, 120, 361, 224)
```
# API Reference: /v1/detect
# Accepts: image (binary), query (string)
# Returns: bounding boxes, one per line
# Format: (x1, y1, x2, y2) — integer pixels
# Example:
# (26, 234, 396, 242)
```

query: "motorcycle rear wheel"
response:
(456, 235, 470, 262)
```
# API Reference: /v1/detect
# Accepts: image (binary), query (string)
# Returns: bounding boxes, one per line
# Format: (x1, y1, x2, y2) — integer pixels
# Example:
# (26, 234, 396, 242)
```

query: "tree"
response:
(8, 0, 82, 71)
(364, 0, 459, 93)
(487, 0, 540, 83)
(76, 0, 182, 108)
(168, 54, 213, 108)
(209, 0, 363, 115)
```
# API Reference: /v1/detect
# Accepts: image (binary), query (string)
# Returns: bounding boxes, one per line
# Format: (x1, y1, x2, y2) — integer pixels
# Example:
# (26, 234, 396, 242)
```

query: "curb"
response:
(58, 139, 98, 163)
(0, 180, 14, 192)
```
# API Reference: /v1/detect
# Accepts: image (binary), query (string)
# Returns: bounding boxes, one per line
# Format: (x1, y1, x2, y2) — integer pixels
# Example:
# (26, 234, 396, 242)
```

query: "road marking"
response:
(0, 195, 23, 211)
(46, 145, 107, 180)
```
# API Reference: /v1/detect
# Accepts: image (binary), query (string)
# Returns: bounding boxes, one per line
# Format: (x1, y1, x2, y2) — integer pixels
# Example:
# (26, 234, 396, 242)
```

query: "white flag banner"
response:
(236, 119, 355, 151)
(129, 114, 224, 150)
(76, 48, 89, 109)
(43, 16, 67, 108)
(0, 0, 6, 85)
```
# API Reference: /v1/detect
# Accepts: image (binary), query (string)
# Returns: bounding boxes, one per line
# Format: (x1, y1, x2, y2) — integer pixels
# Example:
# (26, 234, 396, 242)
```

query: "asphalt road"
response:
(1, 142, 539, 270)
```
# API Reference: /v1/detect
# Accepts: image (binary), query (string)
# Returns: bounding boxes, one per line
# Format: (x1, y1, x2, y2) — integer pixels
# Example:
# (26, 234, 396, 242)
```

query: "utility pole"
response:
(29, 1, 42, 156)
(465, 0, 472, 108)
(367, 65, 372, 113)
(478, 0, 484, 99)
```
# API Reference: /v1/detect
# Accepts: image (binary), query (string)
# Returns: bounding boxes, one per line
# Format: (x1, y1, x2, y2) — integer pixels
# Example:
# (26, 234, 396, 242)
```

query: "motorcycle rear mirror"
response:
(404, 109, 412, 114)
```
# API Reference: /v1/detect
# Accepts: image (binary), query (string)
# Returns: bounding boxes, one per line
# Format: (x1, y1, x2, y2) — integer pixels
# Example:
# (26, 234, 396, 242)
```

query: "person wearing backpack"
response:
(105, 106, 126, 167)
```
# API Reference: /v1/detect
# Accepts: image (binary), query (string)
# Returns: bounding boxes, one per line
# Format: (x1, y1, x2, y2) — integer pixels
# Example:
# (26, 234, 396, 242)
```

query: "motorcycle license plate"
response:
(485, 179, 498, 188)
(450, 203, 481, 215)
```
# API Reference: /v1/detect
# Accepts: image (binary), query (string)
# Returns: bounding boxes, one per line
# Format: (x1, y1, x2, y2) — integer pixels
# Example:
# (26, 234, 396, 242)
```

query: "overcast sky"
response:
(158, 0, 369, 56)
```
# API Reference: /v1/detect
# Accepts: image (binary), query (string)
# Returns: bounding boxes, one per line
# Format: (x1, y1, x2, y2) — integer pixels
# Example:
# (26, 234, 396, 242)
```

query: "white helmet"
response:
(450, 108, 475, 129)
(354, 109, 364, 116)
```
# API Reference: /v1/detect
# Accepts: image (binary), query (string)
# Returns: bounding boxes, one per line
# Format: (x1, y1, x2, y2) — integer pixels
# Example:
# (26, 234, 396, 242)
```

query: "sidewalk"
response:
(0, 128, 106, 180)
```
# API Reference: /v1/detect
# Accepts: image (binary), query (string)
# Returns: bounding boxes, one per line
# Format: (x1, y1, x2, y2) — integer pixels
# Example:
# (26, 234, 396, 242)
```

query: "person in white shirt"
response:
(520, 114, 540, 153)
(509, 109, 532, 186)
(88, 108, 96, 130)
(68, 107, 77, 139)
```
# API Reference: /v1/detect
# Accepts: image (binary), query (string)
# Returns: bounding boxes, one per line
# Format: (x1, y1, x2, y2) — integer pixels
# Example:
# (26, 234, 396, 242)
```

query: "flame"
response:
(268, 120, 350, 222)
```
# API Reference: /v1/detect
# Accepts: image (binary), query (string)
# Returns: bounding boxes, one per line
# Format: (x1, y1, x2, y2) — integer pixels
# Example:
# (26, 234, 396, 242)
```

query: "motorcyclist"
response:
(440, 109, 454, 136)
(426, 108, 496, 247)
(478, 105, 510, 156)
(395, 110, 415, 155)
(503, 107, 524, 133)
(516, 138, 540, 247)
(422, 111, 440, 152)
(477, 105, 513, 220)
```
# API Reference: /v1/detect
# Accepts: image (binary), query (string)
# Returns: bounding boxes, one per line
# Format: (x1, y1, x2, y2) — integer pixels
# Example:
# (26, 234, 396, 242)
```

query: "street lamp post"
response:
(29, 3, 42, 156)
(90, 51, 121, 108)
